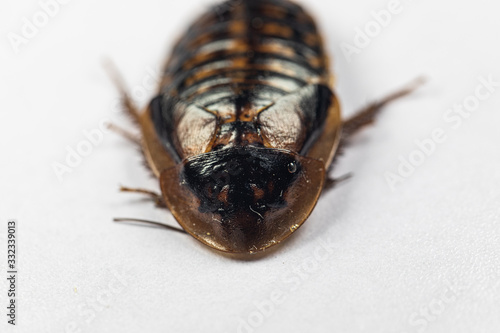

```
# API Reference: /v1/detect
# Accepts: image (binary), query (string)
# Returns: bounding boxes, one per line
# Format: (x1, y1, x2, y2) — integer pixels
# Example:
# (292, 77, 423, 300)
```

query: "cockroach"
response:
(111, 0, 421, 254)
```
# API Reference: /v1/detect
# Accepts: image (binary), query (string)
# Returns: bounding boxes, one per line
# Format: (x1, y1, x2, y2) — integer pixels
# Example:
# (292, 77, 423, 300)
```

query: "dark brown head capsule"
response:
(126, 0, 344, 254)
(160, 147, 327, 253)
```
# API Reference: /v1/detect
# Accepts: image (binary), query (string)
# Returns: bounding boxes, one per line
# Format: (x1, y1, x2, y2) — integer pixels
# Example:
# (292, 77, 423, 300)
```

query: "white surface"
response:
(1, 0, 499, 332)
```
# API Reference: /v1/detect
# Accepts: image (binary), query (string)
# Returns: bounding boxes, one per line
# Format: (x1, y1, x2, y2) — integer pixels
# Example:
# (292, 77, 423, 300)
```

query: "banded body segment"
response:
(153, 0, 333, 161)
(163, 0, 328, 100)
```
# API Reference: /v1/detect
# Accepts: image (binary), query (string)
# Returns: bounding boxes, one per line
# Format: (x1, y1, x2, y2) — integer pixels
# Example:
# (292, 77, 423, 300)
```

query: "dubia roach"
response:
(114, 0, 420, 254)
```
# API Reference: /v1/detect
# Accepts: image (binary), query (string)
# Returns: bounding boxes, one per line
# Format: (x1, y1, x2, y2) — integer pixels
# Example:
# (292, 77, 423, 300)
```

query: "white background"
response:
(1, 0, 499, 332)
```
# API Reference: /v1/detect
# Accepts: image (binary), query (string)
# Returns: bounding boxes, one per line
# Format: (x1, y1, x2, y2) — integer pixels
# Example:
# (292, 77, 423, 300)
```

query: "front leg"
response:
(323, 173, 352, 192)
(119, 186, 167, 209)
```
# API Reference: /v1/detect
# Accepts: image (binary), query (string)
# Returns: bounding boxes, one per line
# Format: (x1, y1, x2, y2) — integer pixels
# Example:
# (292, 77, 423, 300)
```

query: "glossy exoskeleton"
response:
(114, 0, 420, 254)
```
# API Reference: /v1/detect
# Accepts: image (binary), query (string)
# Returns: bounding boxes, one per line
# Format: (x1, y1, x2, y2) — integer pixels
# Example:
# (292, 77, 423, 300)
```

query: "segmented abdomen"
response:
(161, 0, 330, 111)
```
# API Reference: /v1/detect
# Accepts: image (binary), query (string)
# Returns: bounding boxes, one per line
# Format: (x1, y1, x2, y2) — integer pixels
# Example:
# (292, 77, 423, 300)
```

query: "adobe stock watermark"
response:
(340, 0, 408, 63)
(404, 278, 468, 333)
(51, 119, 112, 182)
(404, 272, 500, 333)
(236, 237, 337, 333)
(51, 66, 160, 183)
(385, 74, 499, 191)
(64, 269, 129, 333)
(7, 0, 74, 55)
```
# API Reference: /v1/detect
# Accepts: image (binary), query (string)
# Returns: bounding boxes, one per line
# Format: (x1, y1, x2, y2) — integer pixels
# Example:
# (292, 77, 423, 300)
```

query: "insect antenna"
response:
(113, 218, 187, 234)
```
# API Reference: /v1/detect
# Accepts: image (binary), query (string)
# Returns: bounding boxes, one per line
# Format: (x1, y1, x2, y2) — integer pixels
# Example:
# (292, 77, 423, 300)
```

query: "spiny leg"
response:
(323, 173, 352, 192)
(108, 121, 156, 178)
(325, 77, 425, 191)
(120, 186, 167, 209)
(103, 59, 141, 123)
(104, 60, 157, 178)
(342, 77, 425, 139)
(107, 123, 141, 146)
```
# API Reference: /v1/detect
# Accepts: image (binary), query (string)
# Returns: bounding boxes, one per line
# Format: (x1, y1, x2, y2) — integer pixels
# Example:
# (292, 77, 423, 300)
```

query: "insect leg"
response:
(103, 59, 141, 123)
(103, 61, 161, 178)
(323, 173, 352, 192)
(107, 123, 141, 146)
(342, 77, 425, 138)
(326, 78, 424, 191)
(119, 186, 168, 209)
